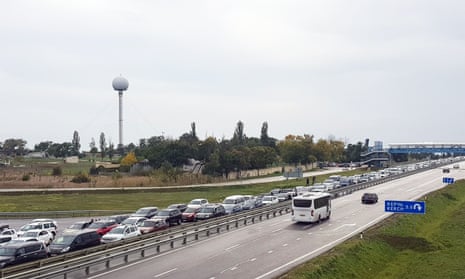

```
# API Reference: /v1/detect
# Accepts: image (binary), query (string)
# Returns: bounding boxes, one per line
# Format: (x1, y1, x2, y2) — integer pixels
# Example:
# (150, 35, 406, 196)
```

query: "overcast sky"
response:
(2, 1, 465, 150)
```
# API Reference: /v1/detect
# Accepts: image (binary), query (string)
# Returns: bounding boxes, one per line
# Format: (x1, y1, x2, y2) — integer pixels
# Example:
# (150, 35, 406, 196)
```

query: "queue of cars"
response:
(2, 159, 449, 269)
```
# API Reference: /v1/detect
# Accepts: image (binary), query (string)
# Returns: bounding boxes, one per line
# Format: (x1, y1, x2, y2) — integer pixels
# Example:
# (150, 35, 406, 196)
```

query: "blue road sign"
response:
(443, 177, 454, 184)
(385, 200, 426, 214)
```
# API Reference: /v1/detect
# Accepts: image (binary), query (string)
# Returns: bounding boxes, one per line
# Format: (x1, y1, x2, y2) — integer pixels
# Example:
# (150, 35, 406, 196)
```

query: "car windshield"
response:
(88, 222, 105, 229)
(22, 224, 41, 231)
(263, 196, 273, 201)
(184, 207, 197, 213)
(68, 223, 85, 229)
(157, 210, 170, 216)
(122, 219, 137, 225)
(109, 227, 125, 234)
(0, 248, 16, 256)
(200, 207, 215, 213)
(135, 208, 151, 214)
(223, 199, 236, 204)
(53, 235, 75, 245)
(189, 200, 201, 205)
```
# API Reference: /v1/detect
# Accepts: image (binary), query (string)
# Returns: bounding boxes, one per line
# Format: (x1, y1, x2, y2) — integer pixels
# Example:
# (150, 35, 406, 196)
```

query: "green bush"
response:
(52, 166, 62, 176)
(22, 174, 31, 181)
(71, 172, 91, 183)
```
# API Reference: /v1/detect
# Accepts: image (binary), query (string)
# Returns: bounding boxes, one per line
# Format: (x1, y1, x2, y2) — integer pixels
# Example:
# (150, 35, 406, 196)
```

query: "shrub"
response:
(71, 172, 91, 183)
(22, 174, 31, 181)
(52, 166, 62, 176)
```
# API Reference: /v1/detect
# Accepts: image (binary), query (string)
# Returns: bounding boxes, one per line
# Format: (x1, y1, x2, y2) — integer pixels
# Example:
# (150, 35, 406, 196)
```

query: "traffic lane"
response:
(89, 200, 385, 279)
(89, 168, 458, 279)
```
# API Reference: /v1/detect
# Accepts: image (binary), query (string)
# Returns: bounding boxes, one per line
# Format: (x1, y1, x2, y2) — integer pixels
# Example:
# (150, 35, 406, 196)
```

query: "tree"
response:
(232, 120, 245, 145)
(89, 138, 98, 155)
(190, 122, 198, 140)
(120, 151, 138, 166)
(2, 138, 27, 156)
(72, 130, 81, 155)
(99, 132, 106, 159)
(108, 142, 115, 160)
(34, 141, 53, 152)
(277, 135, 307, 165)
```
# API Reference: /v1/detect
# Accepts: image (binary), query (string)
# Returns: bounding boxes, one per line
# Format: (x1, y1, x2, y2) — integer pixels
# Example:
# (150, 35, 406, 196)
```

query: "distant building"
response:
(64, 156, 79, 164)
(24, 152, 48, 158)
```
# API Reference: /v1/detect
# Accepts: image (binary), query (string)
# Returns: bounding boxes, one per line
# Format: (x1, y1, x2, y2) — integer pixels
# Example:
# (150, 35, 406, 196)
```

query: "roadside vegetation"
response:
(0, 169, 366, 213)
(280, 180, 465, 279)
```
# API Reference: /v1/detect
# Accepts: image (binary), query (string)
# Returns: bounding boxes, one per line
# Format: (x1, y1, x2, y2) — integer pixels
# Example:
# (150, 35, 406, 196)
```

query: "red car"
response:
(138, 219, 169, 234)
(87, 220, 118, 236)
(182, 207, 200, 222)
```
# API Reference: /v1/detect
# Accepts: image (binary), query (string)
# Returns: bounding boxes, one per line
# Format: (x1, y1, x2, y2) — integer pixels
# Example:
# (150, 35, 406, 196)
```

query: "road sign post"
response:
(385, 200, 426, 235)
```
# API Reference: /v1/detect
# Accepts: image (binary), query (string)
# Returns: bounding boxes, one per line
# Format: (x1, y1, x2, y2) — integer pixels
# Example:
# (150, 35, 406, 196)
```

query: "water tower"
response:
(112, 76, 129, 148)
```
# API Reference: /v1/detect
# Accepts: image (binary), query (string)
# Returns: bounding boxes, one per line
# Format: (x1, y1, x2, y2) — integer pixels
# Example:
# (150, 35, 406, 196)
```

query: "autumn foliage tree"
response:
(120, 151, 138, 167)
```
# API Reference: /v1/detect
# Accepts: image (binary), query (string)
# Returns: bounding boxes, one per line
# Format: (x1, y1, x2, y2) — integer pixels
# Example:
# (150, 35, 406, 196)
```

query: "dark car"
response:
(182, 207, 200, 222)
(49, 230, 101, 255)
(87, 220, 118, 236)
(443, 168, 450, 173)
(154, 208, 182, 226)
(167, 203, 188, 213)
(361, 193, 379, 204)
(131, 207, 159, 219)
(108, 214, 130, 224)
(0, 241, 48, 269)
(196, 204, 226, 220)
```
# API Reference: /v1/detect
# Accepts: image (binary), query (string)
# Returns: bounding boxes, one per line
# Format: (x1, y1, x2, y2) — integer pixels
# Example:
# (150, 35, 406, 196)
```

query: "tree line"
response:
(0, 121, 369, 176)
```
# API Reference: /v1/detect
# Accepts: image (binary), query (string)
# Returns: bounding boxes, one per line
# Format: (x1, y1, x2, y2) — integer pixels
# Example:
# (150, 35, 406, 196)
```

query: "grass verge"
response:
(279, 180, 465, 279)
(0, 169, 366, 212)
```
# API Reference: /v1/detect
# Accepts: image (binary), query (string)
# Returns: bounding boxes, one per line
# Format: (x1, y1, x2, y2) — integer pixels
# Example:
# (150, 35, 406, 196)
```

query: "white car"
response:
(261, 195, 279, 205)
(120, 217, 147, 227)
(17, 220, 57, 238)
(18, 229, 53, 246)
(101, 225, 141, 244)
(187, 198, 209, 209)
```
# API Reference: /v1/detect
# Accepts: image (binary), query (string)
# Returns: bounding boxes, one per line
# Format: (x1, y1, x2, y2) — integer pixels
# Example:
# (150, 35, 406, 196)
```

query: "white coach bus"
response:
(291, 192, 331, 223)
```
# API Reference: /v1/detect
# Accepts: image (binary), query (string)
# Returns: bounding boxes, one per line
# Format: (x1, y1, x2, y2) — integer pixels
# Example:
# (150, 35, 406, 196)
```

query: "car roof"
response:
(2, 241, 44, 248)
(61, 229, 98, 236)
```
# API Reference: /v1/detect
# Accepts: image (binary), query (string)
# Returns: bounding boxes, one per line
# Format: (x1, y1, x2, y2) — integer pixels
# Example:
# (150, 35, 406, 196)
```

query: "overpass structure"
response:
(388, 143, 465, 154)
(361, 143, 465, 167)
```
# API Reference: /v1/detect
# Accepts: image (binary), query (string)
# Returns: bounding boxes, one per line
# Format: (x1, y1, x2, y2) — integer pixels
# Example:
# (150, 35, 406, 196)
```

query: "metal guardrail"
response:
(0, 159, 460, 278)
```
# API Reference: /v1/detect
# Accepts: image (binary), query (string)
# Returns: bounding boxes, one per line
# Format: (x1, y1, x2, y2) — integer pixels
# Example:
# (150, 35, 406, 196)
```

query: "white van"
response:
(222, 195, 245, 214)
(292, 192, 331, 223)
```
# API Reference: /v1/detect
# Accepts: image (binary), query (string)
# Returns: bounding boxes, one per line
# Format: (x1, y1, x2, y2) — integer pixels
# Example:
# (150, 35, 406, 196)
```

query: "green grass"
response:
(279, 180, 465, 279)
(0, 169, 367, 212)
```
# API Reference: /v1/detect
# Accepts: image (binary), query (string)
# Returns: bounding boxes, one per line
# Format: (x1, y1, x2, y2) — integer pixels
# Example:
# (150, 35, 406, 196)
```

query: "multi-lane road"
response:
(76, 164, 463, 279)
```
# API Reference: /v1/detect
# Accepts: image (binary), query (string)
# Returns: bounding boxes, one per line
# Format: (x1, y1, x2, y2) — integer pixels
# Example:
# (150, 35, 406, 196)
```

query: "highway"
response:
(77, 165, 464, 279)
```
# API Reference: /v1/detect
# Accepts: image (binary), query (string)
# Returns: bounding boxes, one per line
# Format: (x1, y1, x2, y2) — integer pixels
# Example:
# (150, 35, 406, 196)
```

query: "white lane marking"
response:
(272, 228, 283, 233)
(268, 250, 273, 254)
(283, 243, 288, 247)
(307, 232, 312, 235)
(230, 266, 238, 271)
(225, 244, 240, 251)
(254, 213, 391, 279)
(332, 223, 356, 231)
(154, 268, 177, 278)
(296, 238, 301, 241)
(250, 258, 257, 262)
